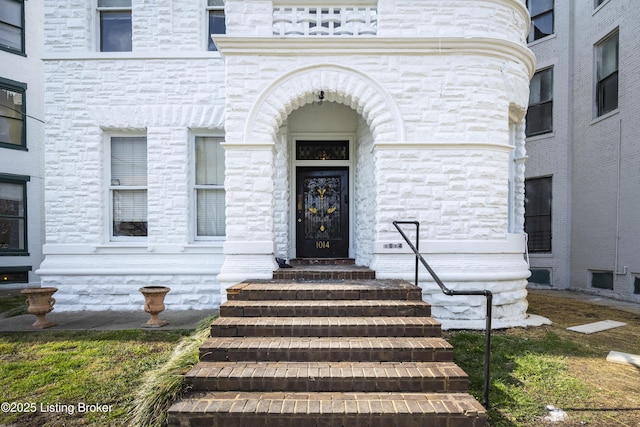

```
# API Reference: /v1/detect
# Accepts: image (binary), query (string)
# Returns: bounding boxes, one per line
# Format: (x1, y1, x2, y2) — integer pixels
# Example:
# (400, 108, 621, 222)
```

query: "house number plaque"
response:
(315, 241, 330, 249)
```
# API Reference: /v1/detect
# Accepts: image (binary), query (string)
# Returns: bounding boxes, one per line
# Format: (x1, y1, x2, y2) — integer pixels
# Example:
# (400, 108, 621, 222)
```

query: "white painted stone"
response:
(40, 0, 536, 328)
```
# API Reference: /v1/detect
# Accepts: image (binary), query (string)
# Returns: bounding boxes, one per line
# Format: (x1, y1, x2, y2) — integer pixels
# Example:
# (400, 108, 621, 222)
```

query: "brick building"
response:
(0, 0, 45, 288)
(35, 0, 537, 329)
(525, 0, 640, 303)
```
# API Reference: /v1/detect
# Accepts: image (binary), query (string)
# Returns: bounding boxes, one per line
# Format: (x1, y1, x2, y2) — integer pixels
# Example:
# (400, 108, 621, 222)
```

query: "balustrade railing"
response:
(273, 6, 377, 36)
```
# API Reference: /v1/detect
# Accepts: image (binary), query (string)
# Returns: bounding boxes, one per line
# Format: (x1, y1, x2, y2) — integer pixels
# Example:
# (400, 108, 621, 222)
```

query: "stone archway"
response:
(243, 64, 405, 145)
(218, 64, 404, 290)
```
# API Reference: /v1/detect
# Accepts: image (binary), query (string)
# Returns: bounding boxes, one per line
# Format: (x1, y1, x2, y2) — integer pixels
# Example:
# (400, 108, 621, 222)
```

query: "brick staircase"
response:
(168, 272, 487, 426)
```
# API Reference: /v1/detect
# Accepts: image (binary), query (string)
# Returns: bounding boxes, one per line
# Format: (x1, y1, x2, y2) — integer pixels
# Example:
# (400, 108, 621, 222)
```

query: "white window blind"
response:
(111, 137, 147, 237)
(195, 137, 225, 237)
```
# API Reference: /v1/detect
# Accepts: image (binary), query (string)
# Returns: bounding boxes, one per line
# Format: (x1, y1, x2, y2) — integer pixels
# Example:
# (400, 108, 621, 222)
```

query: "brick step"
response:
(168, 391, 487, 427)
(272, 267, 376, 280)
(199, 337, 453, 362)
(185, 361, 468, 393)
(220, 300, 431, 318)
(226, 280, 422, 301)
(210, 316, 442, 337)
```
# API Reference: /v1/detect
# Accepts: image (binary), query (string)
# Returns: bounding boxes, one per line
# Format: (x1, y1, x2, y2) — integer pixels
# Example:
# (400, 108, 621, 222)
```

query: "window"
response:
(207, 0, 225, 51)
(0, 174, 29, 254)
(0, 78, 26, 150)
(524, 177, 552, 253)
(110, 137, 147, 238)
(1, 267, 30, 283)
(591, 271, 613, 290)
(596, 31, 618, 117)
(528, 268, 551, 286)
(194, 136, 225, 238)
(526, 68, 553, 136)
(98, 0, 132, 52)
(527, 0, 553, 42)
(0, 0, 24, 54)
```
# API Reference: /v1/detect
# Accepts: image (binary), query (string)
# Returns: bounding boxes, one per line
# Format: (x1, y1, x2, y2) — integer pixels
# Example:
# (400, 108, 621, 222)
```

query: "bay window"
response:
(110, 137, 147, 238)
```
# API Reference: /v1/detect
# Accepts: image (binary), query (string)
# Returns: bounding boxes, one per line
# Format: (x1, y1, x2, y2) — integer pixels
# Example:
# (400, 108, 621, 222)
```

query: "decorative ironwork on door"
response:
(296, 168, 349, 258)
(303, 176, 342, 240)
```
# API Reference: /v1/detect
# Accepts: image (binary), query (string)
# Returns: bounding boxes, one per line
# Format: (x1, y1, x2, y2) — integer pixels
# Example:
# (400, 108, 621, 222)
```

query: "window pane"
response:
(98, 0, 131, 7)
(0, 87, 23, 119)
(111, 137, 147, 186)
(197, 189, 225, 236)
(0, 21, 21, 50)
(529, 0, 553, 17)
(0, 182, 23, 216)
(113, 190, 147, 236)
(532, 12, 553, 40)
(195, 137, 224, 185)
(0, 0, 22, 27)
(100, 11, 132, 52)
(597, 72, 618, 115)
(526, 102, 553, 136)
(525, 177, 552, 252)
(0, 181, 25, 251)
(208, 0, 224, 6)
(598, 35, 618, 78)
(208, 10, 226, 51)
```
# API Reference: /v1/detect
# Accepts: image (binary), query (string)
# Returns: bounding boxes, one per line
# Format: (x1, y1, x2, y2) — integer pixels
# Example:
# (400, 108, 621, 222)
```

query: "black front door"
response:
(296, 167, 349, 258)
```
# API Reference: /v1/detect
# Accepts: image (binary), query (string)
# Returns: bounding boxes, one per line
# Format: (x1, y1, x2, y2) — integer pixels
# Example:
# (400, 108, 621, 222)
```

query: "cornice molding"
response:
(214, 36, 535, 74)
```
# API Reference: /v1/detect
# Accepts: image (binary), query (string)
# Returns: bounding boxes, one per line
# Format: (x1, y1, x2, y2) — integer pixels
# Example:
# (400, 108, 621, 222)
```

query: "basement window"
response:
(634, 277, 640, 295)
(591, 271, 613, 290)
(1, 267, 30, 284)
(528, 268, 551, 286)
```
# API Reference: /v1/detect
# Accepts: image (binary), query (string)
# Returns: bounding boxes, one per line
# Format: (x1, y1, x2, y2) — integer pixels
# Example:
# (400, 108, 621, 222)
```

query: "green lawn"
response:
(0, 329, 189, 426)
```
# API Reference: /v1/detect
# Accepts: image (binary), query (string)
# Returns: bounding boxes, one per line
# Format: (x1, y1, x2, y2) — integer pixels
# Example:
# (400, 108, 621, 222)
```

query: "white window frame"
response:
(192, 135, 226, 241)
(107, 135, 148, 242)
(96, 0, 132, 52)
(205, 0, 225, 51)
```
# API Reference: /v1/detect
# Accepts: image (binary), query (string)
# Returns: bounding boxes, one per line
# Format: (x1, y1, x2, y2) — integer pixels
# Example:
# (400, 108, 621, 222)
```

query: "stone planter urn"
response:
(21, 287, 58, 329)
(139, 286, 170, 328)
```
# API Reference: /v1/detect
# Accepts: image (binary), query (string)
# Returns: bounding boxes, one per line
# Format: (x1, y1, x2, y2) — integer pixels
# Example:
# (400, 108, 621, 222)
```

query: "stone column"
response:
(217, 142, 278, 298)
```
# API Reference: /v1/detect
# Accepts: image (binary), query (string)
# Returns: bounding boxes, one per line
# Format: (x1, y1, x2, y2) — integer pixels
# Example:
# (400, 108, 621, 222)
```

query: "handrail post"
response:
(414, 221, 419, 287)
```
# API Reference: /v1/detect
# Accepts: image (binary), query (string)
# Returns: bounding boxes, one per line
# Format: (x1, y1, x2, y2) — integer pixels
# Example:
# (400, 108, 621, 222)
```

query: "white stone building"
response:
(38, 0, 538, 329)
(0, 0, 45, 289)
(525, 0, 640, 303)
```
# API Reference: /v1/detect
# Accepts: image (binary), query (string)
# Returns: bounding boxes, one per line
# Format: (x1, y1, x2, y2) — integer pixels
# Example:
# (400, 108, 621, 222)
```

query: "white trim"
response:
(374, 141, 514, 152)
(213, 36, 535, 74)
(41, 51, 223, 60)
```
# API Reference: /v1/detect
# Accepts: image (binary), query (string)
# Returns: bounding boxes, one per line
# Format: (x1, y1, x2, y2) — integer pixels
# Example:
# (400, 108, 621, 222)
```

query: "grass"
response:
(447, 291, 640, 426)
(1, 290, 639, 426)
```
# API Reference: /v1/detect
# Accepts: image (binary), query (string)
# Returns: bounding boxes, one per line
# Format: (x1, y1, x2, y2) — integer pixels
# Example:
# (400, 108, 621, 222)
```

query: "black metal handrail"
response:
(393, 221, 493, 408)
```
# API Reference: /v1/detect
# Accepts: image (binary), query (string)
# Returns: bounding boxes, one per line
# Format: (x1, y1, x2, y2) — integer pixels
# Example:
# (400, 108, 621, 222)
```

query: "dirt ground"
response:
(517, 290, 640, 426)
